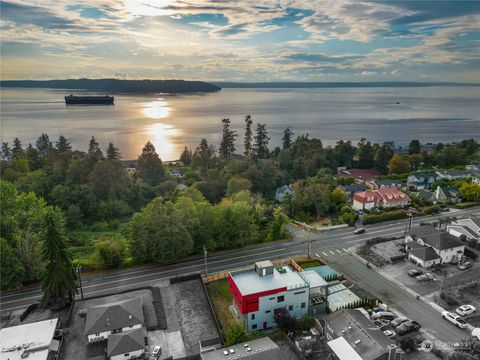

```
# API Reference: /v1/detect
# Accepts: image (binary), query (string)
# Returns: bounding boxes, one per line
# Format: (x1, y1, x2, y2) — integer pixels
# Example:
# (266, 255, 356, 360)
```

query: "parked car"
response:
(390, 317, 409, 328)
(371, 311, 396, 321)
(456, 305, 476, 316)
(396, 320, 421, 335)
(151, 346, 162, 359)
(354, 228, 366, 234)
(383, 330, 396, 338)
(472, 328, 480, 341)
(458, 262, 472, 270)
(408, 269, 423, 277)
(416, 274, 433, 283)
(442, 311, 468, 329)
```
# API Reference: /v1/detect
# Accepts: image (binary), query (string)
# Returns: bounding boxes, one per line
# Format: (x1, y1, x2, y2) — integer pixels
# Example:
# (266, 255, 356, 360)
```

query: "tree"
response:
(35, 133, 53, 157)
(357, 139, 375, 168)
(219, 118, 237, 161)
(0, 237, 25, 290)
(268, 207, 289, 240)
(225, 324, 248, 346)
(408, 153, 422, 171)
(89, 159, 131, 200)
(41, 209, 77, 308)
(56, 135, 72, 153)
(459, 182, 480, 202)
(106, 142, 121, 160)
(87, 136, 103, 161)
(92, 237, 125, 269)
(227, 177, 252, 196)
(12, 137, 24, 158)
(253, 123, 270, 159)
(408, 139, 421, 154)
(136, 141, 164, 186)
(1, 142, 11, 162)
(331, 188, 348, 207)
(244, 115, 253, 158)
(388, 153, 410, 174)
(274, 307, 297, 332)
(282, 127, 294, 150)
(374, 142, 394, 174)
(179, 146, 192, 165)
(193, 138, 216, 172)
(129, 198, 193, 263)
(334, 140, 355, 168)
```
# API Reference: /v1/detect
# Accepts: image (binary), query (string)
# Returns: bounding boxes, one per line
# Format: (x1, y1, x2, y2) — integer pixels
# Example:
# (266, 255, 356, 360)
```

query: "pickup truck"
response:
(395, 320, 421, 335)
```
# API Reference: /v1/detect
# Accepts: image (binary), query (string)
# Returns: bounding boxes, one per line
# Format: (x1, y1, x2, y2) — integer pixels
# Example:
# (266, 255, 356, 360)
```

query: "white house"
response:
(84, 298, 144, 343)
(352, 188, 411, 210)
(447, 217, 480, 241)
(405, 226, 465, 267)
(107, 328, 145, 360)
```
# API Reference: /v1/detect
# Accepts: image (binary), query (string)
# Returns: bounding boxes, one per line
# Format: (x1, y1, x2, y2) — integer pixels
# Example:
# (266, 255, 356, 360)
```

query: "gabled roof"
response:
(107, 328, 145, 357)
(372, 179, 403, 186)
(84, 298, 144, 336)
(340, 184, 368, 193)
(337, 168, 380, 182)
(407, 225, 438, 239)
(437, 169, 470, 177)
(422, 232, 465, 251)
(276, 185, 293, 195)
(376, 188, 410, 203)
(417, 190, 435, 201)
(407, 246, 441, 261)
(437, 186, 460, 199)
(408, 173, 438, 182)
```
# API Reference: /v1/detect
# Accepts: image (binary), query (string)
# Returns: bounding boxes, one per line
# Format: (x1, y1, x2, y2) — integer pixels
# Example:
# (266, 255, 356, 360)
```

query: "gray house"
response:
(275, 185, 294, 202)
(407, 173, 438, 190)
(435, 186, 461, 203)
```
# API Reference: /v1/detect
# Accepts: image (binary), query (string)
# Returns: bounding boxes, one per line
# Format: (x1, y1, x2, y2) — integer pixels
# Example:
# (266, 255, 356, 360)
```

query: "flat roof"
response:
(0, 318, 58, 360)
(301, 270, 328, 288)
(200, 337, 283, 360)
(327, 284, 361, 312)
(308, 265, 339, 278)
(327, 337, 363, 360)
(231, 265, 308, 295)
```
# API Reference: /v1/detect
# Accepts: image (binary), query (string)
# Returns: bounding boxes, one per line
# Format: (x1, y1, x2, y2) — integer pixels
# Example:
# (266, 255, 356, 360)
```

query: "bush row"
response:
(362, 210, 408, 225)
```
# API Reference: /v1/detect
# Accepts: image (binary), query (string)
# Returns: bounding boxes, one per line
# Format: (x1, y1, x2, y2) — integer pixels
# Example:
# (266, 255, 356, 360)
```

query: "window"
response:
(251, 314, 255, 320)
(94, 333, 100, 336)
(301, 302, 306, 308)
(277, 296, 284, 303)
(124, 354, 129, 357)
(288, 305, 293, 311)
(265, 310, 271, 314)
(252, 324, 257, 330)
(294, 291, 306, 295)
(269, 297, 275, 300)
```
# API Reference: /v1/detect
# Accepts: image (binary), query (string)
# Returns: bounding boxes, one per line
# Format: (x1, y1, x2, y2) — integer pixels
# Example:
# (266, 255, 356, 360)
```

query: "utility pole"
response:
(76, 265, 84, 300)
(203, 245, 208, 276)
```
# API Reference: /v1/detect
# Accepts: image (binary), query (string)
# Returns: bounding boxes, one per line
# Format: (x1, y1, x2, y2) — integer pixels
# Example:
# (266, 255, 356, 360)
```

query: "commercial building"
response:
(0, 318, 60, 360)
(447, 217, 480, 241)
(352, 188, 411, 210)
(228, 261, 310, 332)
(325, 309, 404, 360)
(84, 298, 144, 343)
(200, 337, 286, 360)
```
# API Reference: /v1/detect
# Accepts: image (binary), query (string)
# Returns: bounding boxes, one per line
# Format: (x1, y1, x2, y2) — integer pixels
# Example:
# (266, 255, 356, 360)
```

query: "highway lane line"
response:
(336, 249, 342, 254)
(343, 248, 348, 252)
(315, 253, 320, 258)
(322, 252, 328, 256)
(329, 250, 335, 255)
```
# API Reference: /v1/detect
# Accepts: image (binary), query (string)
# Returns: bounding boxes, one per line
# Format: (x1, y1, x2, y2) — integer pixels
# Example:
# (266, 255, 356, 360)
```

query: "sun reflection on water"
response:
(142, 99, 171, 119)
(146, 123, 180, 161)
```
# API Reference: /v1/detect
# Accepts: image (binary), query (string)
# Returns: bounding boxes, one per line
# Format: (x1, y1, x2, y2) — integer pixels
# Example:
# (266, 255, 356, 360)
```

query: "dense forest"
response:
(1, 117, 479, 291)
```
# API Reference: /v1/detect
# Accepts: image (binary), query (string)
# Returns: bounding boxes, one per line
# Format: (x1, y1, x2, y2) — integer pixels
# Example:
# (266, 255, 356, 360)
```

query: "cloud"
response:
(360, 71, 377, 76)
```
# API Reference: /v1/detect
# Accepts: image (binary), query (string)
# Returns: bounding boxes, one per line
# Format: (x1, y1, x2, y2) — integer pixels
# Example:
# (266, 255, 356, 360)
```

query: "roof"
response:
(327, 283, 361, 312)
(84, 298, 144, 336)
(407, 246, 441, 261)
(408, 173, 438, 181)
(447, 225, 478, 239)
(200, 337, 284, 360)
(327, 309, 394, 360)
(422, 232, 465, 251)
(407, 225, 438, 238)
(327, 337, 363, 360)
(437, 169, 470, 177)
(376, 188, 411, 203)
(107, 328, 145, 357)
(307, 265, 339, 279)
(353, 191, 381, 204)
(339, 184, 368, 193)
(418, 190, 435, 201)
(372, 179, 403, 186)
(301, 270, 328, 288)
(230, 265, 308, 296)
(337, 168, 380, 182)
(438, 186, 460, 199)
(0, 318, 58, 360)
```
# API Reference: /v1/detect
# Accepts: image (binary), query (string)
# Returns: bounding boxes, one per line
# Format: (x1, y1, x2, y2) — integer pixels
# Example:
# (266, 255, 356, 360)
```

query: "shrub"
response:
(362, 210, 408, 225)
(92, 236, 126, 269)
(399, 335, 416, 352)
(225, 324, 248, 346)
(440, 291, 460, 306)
(422, 205, 441, 215)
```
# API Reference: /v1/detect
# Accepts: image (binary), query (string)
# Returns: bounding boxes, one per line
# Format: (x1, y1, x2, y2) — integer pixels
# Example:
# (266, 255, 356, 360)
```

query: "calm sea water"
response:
(1, 86, 479, 160)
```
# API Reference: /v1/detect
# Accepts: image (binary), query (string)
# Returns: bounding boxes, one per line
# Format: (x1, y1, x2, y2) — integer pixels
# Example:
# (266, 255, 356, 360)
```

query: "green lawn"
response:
(299, 260, 322, 269)
(206, 279, 237, 335)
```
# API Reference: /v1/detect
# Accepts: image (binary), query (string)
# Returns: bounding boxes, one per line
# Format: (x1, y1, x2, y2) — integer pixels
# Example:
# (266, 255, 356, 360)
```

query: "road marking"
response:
(315, 253, 321, 258)
(343, 248, 349, 252)
(336, 249, 342, 254)
(322, 252, 328, 256)
(329, 250, 335, 255)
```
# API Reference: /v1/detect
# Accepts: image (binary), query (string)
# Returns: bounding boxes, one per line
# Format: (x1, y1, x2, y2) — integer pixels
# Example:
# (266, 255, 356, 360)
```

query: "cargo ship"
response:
(65, 95, 114, 105)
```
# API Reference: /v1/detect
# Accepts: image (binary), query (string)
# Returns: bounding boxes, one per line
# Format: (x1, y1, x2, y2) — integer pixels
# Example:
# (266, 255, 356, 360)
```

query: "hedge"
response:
(362, 210, 408, 225)
(454, 202, 480, 209)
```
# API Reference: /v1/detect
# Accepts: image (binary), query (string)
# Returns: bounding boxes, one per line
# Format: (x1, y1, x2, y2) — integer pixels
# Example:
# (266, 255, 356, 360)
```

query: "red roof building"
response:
(337, 168, 380, 183)
(352, 188, 411, 210)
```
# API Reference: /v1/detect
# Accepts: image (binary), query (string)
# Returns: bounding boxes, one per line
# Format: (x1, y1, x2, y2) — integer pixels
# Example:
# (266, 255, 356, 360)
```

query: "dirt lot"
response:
(370, 240, 405, 262)
(205, 279, 236, 335)
(62, 288, 156, 360)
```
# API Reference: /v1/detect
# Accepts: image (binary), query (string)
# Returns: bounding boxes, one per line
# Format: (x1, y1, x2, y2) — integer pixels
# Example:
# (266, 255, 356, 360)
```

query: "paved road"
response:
(1, 205, 479, 324)
(323, 251, 468, 342)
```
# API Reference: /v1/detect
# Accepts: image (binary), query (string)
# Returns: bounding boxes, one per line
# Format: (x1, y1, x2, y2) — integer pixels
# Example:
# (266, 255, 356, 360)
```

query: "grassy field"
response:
(206, 279, 237, 335)
(299, 260, 322, 269)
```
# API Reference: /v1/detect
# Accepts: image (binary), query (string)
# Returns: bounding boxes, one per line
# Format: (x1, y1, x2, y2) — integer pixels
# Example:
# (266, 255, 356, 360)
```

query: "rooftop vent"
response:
(128, 315, 132, 320)
(229, 348, 235, 354)
(223, 350, 229, 356)
(354, 339, 361, 345)
(348, 326, 352, 330)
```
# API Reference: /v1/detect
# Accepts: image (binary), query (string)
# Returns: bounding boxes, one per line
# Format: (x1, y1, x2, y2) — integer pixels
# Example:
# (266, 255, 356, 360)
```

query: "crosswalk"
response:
(315, 248, 350, 257)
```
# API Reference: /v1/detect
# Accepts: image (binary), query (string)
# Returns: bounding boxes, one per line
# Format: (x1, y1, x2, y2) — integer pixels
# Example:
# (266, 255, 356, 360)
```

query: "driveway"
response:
(323, 251, 469, 342)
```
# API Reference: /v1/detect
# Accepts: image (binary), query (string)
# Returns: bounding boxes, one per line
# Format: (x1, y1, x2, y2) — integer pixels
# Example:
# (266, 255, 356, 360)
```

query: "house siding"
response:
(110, 349, 144, 360)
(87, 324, 143, 343)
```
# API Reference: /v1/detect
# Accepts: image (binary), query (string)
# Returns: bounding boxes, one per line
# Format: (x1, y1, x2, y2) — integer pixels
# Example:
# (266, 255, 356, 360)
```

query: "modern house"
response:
(84, 298, 144, 343)
(447, 217, 480, 241)
(325, 309, 404, 360)
(228, 260, 310, 332)
(405, 226, 465, 267)
(107, 328, 146, 360)
(434, 186, 461, 203)
(406, 173, 438, 191)
(368, 179, 403, 190)
(200, 337, 285, 360)
(275, 185, 294, 202)
(436, 169, 471, 180)
(352, 188, 411, 210)
(0, 318, 61, 360)
(337, 168, 380, 184)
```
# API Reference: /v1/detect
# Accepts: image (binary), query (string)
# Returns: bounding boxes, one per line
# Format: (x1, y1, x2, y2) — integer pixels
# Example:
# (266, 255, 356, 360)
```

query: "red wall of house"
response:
(227, 274, 287, 314)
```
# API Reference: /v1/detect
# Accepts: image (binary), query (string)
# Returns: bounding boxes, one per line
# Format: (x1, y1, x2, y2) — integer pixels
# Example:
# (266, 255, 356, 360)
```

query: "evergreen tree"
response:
(179, 146, 192, 165)
(87, 136, 103, 161)
(136, 141, 164, 186)
(408, 139, 421, 154)
(25, 143, 42, 170)
(56, 135, 72, 153)
(243, 115, 253, 158)
(357, 138, 375, 168)
(12, 137, 24, 158)
(253, 123, 270, 159)
(219, 118, 237, 161)
(41, 209, 77, 308)
(106, 142, 121, 160)
(282, 127, 294, 150)
(374, 141, 394, 174)
(35, 133, 53, 157)
(1, 142, 11, 162)
(193, 139, 215, 172)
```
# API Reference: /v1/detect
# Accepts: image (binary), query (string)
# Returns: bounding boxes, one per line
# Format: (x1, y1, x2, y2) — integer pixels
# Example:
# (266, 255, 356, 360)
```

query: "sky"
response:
(1, 0, 479, 82)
